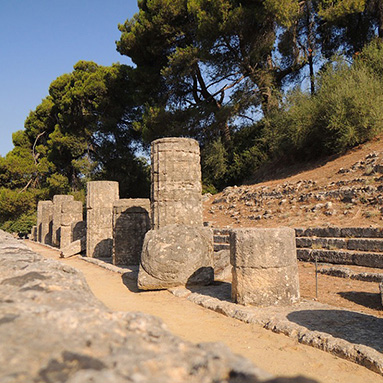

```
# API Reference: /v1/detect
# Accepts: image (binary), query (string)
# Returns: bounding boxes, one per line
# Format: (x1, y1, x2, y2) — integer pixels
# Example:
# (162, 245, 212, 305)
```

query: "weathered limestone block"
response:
(213, 249, 232, 281)
(113, 199, 150, 266)
(138, 224, 214, 290)
(151, 138, 203, 229)
(60, 238, 86, 258)
(230, 228, 300, 306)
(37, 201, 53, 245)
(52, 195, 74, 247)
(86, 181, 119, 258)
(60, 200, 83, 249)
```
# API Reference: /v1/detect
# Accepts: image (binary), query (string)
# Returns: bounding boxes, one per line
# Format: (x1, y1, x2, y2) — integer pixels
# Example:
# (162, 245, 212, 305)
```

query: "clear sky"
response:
(0, 0, 139, 157)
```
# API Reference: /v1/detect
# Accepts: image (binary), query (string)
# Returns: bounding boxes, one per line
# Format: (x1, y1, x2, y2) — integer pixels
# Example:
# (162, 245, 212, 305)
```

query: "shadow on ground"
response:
(287, 309, 383, 352)
(338, 291, 382, 311)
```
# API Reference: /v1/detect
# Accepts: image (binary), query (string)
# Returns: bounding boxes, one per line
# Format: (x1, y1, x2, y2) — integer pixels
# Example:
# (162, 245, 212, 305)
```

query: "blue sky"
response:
(0, 0, 139, 157)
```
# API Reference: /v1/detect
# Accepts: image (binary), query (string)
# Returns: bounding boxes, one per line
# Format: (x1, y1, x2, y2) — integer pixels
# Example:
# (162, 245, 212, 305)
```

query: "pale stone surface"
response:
(151, 138, 203, 229)
(60, 238, 86, 258)
(37, 201, 53, 245)
(113, 199, 150, 266)
(60, 200, 83, 249)
(86, 181, 119, 258)
(138, 225, 214, 290)
(52, 195, 74, 247)
(232, 266, 300, 306)
(213, 249, 232, 281)
(230, 228, 300, 306)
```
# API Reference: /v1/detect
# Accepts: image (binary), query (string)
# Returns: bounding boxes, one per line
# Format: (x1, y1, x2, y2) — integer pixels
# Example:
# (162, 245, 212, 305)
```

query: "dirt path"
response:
(26, 240, 383, 383)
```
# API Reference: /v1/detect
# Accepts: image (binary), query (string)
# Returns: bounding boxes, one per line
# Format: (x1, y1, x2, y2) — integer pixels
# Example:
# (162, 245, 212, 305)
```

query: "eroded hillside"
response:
(203, 136, 383, 228)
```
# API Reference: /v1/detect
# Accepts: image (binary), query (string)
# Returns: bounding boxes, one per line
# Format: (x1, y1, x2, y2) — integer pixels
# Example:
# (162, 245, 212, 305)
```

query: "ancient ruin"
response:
(86, 181, 119, 258)
(138, 137, 214, 289)
(230, 227, 300, 306)
(151, 137, 203, 228)
(138, 224, 214, 289)
(113, 199, 150, 266)
(59, 200, 83, 249)
(37, 200, 53, 245)
(52, 194, 74, 247)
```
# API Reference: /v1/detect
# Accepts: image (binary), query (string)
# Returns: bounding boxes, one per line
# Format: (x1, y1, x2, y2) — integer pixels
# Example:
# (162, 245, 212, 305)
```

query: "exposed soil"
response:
(203, 135, 383, 228)
(26, 241, 383, 383)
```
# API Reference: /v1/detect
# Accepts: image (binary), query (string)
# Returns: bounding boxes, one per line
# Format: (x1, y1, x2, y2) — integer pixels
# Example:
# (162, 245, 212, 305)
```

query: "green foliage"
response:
(2, 212, 36, 235)
(266, 40, 383, 160)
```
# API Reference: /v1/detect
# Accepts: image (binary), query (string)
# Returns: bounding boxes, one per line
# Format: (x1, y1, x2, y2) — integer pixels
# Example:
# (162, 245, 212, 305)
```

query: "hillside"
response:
(203, 136, 383, 229)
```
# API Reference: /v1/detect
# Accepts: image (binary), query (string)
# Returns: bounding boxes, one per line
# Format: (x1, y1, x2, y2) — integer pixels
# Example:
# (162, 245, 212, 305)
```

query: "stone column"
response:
(151, 137, 203, 229)
(37, 201, 53, 245)
(60, 200, 83, 249)
(86, 181, 119, 258)
(52, 195, 74, 247)
(113, 199, 150, 266)
(31, 226, 37, 241)
(230, 228, 300, 306)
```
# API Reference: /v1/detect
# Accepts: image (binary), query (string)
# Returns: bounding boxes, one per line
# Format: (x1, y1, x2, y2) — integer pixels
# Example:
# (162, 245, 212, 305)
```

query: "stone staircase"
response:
(213, 227, 383, 269)
(296, 227, 383, 268)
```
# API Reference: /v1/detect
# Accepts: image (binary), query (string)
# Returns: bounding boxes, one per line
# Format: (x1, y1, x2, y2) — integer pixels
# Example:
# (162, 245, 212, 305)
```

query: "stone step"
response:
(213, 228, 231, 236)
(214, 243, 230, 252)
(297, 248, 383, 269)
(295, 227, 383, 238)
(296, 237, 383, 253)
(213, 235, 230, 244)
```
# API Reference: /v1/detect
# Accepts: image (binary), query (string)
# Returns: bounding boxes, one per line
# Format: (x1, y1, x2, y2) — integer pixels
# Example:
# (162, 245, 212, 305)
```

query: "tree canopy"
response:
(1, 0, 383, 232)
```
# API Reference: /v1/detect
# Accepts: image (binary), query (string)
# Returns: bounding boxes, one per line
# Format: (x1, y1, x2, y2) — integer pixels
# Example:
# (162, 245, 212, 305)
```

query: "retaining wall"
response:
(213, 227, 383, 269)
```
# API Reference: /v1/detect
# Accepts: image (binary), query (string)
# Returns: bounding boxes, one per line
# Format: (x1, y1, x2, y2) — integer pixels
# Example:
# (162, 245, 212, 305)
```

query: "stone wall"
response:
(151, 138, 203, 229)
(60, 200, 83, 249)
(113, 199, 150, 266)
(52, 195, 74, 247)
(37, 200, 53, 245)
(86, 181, 119, 258)
(296, 227, 383, 268)
(213, 226, 383, 271)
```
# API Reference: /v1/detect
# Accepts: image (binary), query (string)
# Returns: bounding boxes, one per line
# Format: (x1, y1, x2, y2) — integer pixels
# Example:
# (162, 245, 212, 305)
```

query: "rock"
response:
(0, 230, 282, 383)
(230, 228, 300, 307)
(213, 249, 231, 281)
(60, 237, 86, 258)
(138, 225, 214, 290)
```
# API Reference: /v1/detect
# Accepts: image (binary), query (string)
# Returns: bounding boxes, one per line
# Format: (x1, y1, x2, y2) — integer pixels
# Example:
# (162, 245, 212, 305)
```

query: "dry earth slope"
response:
(204, 135, 383, 229)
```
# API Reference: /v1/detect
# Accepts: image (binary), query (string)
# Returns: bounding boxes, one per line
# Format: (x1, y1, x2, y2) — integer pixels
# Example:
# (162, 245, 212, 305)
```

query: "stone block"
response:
(230, 227, 300, 307)
(230, 227, 297, 268)
(60, 238, 86, 258)
(52, 195, 74, 247)
(213, 249, 231, 281)
(150, 137, 203, 229)
(138, 225, 214, 290)
(60, 226, 72, 250)
(232, 265, 300, 306)
(86, 181, 119, 258)
(113, 199, 150, 266)
(37, 201, 53, 245)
